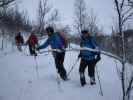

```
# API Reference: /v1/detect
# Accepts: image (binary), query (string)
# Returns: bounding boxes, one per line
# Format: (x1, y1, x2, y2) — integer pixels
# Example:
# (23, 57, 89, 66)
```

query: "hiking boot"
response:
(80, 78, 86, 86)
(63, 77, 69, 81)
(90, 77, 96, 85)
(80, 73, 86, 86)
(63, 76, 69, 81)
(60, 74, 68, 81)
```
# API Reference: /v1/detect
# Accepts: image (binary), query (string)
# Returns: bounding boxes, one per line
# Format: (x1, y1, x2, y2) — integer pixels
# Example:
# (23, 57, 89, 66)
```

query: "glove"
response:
(78, 53, 81, 59)
(35, 46, 40, 51)
(95, 46, 100, 53)
(95, 54, 101, 62)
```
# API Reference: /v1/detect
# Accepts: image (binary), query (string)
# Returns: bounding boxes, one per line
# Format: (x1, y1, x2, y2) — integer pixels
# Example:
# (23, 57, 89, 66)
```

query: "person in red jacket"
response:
(15, 32, 24, 52)
(26, 32, 38, 56)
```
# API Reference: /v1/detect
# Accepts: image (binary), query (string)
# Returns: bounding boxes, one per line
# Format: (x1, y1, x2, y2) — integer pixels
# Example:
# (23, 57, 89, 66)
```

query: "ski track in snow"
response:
(0, 44, 132, 100)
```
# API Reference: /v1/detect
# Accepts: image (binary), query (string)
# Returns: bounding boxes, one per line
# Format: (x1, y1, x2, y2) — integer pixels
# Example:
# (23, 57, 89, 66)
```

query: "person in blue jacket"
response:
(37, 26, 68, 81)
(78, 30, 101, 86)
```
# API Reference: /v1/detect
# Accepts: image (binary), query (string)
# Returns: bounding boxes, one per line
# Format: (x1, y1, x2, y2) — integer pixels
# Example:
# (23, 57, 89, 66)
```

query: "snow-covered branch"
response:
(39, 47, 122, 62)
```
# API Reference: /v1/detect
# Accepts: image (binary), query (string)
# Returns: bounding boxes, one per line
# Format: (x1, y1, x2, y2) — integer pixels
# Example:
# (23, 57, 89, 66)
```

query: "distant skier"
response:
(37, 26, 68, 81)
(26, 32, 38, 56)
(78, 30, 101, 86)
(15, 32, 24, 52)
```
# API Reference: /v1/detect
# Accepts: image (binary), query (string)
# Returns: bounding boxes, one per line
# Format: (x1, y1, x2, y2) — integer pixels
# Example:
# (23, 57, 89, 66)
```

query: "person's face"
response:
(18, 32, 21, 36)
(47, 31, 52, 36)
(82, 32, 90, 38)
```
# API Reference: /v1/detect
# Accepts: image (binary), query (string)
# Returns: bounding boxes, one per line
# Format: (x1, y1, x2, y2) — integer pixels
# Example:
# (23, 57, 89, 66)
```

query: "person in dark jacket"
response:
(37, 26, 68, 81)
(15, 32, 24, 52)
(26, 32, 38, 56)
(78, 30, 101, 86)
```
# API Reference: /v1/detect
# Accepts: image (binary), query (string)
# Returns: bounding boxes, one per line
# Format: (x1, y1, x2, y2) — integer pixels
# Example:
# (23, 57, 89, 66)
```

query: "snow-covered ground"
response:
(0, 41, 132, 100)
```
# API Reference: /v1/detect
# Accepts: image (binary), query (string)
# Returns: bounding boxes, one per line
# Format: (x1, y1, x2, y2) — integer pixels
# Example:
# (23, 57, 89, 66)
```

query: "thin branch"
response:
(114, 60, 122, 79)
(122, 7, 133, 17)
(115, 0, 120, 13)
(128, 0, 133, 7)
(122, 12, 133, 25)
(0, 0, 15, 7)
(121, 0, 125, 10)
(126, 72, 133, 95)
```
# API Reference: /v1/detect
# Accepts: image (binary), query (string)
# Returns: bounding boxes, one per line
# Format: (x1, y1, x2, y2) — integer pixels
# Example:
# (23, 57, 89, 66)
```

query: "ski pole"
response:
(56, 70, 64, 92)
(96, 65, 103, 96)
(56, 71, 61, 85)
(23, 45, 27, 51)
(67, 58, 79, 77)
(22, 45, 28, 56)
(34, 55, 39, 79)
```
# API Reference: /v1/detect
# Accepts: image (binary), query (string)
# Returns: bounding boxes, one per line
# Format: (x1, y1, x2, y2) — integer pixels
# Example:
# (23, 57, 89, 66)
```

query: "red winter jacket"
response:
(27, 34, 38, 46)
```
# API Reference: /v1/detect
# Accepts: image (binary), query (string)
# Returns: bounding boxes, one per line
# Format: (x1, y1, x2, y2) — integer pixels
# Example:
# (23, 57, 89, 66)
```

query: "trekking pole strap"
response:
(34, 56, 39, 78)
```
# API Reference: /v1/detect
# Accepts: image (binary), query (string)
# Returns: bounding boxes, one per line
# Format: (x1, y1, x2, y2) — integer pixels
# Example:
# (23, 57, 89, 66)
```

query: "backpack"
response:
(58, 32, 68, 48)
(15, 34, 24, 44)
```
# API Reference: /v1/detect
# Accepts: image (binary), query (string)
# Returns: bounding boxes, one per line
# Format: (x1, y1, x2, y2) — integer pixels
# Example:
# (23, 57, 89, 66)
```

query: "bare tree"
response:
(0, 0, 15, 7)
(37, 0, 51, 33)
(86, 10, 99, 34)
(114, 0, 133, 100)
(48, 9, 60, 27)
(74, 0, 87, 34)
(74, 0, 99, 35)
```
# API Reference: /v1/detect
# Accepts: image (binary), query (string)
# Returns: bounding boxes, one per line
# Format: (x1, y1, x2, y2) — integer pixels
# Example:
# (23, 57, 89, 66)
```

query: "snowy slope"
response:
(0, 43, 131, 100)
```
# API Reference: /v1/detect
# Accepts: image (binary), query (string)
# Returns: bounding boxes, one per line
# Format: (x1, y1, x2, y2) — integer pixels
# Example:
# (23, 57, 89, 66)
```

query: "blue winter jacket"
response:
(38, 32, 64, 51)
(79, 36, 100, 61)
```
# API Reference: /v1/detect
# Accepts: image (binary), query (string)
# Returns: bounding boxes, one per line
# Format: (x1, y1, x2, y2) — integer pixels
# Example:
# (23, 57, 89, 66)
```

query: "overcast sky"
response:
(18, 0, 115, 34)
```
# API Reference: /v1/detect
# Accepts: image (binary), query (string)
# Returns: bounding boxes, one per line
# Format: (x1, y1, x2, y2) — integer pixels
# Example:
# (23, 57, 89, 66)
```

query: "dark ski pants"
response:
(79, 59, 97, 78)
(54, 52, 67, 80)
(28, 45, 37, 56)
